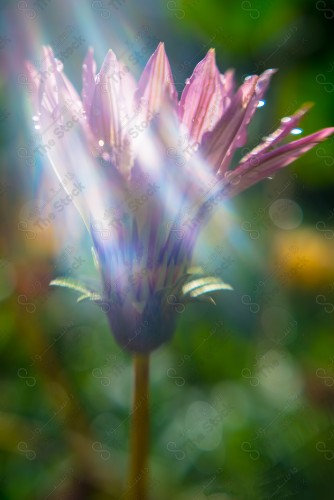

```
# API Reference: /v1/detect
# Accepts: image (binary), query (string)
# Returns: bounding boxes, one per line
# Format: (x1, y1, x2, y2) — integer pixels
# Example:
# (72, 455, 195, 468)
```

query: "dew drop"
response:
(257, 99, 266, 108)
(185, 78, 191, 85)
(34, 124, 41, 130)
(244, 75, 253, 81)
(56, 60, 63, 72)
(32, 115, 39, 122)
(98, 139, 105, 147)
(223, 96, 230, 108)
(281, 116, 291, 123)
(290, 127, 303, 135)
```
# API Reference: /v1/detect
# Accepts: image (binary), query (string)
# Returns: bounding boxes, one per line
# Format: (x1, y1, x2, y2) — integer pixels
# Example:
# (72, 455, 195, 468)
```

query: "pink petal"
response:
(29, 48, 118, 231)
(200, 74, 259, 173)
(136, 42, 178, 121)
(239, 103, 313, 164)
(218, 69, 276, 173)
(39, 46, 60, 114)
(39, 46, 83, 120)
(114, 61, 137, 137)
(24, 60, 41, 113)
(221, 69, 235, 98)
(88, 49, 123, 149)
(82, 47, 97, 117)
(179, 49, 226, 144)
(224, 127, 334, 198)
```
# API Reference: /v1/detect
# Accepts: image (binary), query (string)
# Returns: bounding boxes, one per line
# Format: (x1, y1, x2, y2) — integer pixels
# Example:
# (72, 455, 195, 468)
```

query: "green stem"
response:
(127, 354, 150, 500)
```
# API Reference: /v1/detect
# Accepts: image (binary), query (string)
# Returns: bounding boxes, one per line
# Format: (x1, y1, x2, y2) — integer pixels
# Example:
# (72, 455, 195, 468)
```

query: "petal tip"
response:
(156, 42, 166, 55)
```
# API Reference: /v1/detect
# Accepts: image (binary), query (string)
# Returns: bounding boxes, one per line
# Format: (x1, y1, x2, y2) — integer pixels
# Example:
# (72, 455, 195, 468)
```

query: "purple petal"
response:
(219, 69, 277, 173)
(224, 127, 334, 198)
(200, 74, 259, 173)
(179, 49, 226, 144)
(239, 103, 313, 164)
(88, 49, 123, 149)
(221, 69, 235, 97)
(39, 46, 83, 119)
(136, 42, 178, 121)
(24, 60, 41, 113)
(28, 48, 111, 229)
(82, 47, 97, 117)
(39, 46, 61, 113)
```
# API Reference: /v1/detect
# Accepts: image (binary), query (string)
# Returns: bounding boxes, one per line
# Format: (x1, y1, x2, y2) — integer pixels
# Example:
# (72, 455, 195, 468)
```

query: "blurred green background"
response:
(1, 0, 334, 498)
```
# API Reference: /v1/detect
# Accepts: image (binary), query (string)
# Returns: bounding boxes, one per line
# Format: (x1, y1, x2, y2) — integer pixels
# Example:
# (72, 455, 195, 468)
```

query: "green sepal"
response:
(50, 277, 100, 304)
(182, 275, 233, 298)
(159, 272, 233, 313)
(77, 292, 103, 303)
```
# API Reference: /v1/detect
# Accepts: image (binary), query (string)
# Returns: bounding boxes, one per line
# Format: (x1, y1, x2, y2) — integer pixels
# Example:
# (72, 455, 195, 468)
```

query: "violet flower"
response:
(26, 42, 333, 500)
(26, 43, 333, 353)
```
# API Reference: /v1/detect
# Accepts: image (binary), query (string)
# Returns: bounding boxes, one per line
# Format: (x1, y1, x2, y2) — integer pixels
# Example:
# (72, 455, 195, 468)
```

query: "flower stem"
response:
(128, 354, 150, 500)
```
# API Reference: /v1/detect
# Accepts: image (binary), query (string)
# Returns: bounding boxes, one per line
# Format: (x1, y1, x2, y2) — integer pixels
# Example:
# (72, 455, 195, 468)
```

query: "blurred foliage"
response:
(1, 0, 334, 498)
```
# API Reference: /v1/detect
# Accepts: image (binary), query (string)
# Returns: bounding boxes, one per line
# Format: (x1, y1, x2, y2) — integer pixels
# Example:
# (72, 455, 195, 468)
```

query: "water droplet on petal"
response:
(55, 60, 63, 72)
(185, 78, 191, 85)
(244, 75, 253, 81)
(34, 124, 41, 130)
(290, 128, 303, 135)
(223, 96, 230, 108)
(281, 116, 291, 123)
(98, 139, 105, 147)
(32, 115, 39, 121)
(257, 99, 266, 108)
